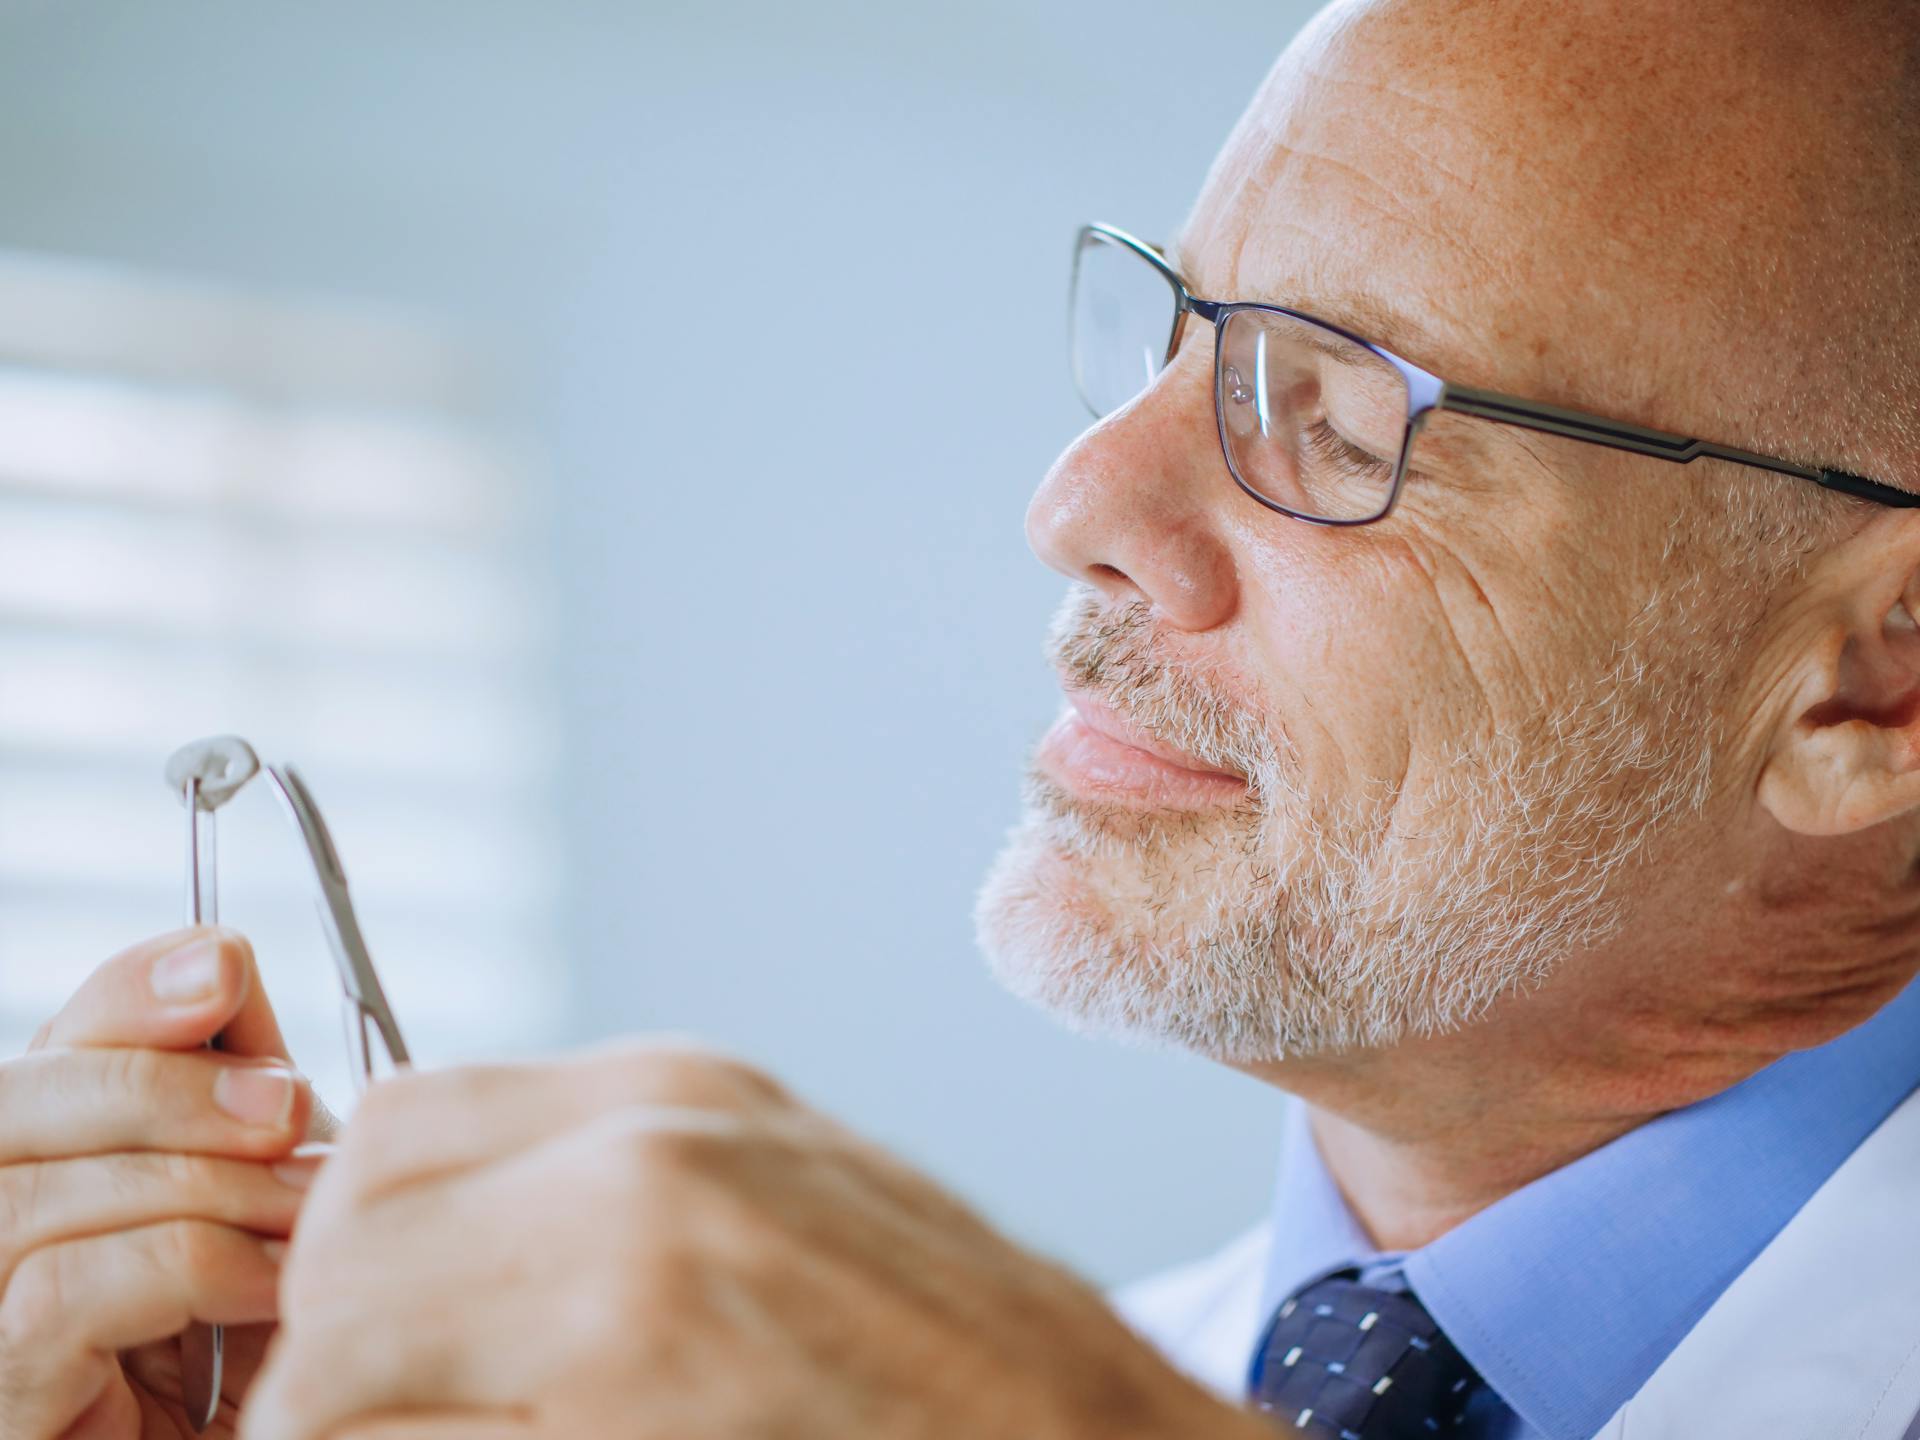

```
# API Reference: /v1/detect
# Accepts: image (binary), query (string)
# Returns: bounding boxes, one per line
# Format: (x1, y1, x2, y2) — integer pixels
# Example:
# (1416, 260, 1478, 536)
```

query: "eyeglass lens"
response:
(1069, 231, 1180, 418)
(1069, 230, 1414, 523)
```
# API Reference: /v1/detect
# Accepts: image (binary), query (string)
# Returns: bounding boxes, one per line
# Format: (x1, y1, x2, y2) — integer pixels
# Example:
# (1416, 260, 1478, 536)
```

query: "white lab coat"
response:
(1118, 1086, 1920, 1439)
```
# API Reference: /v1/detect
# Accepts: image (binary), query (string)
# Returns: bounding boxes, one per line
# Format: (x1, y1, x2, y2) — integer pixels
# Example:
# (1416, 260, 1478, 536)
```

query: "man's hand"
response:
(0, 928, 322, 1440)
(241, 1043, 1269, 1440)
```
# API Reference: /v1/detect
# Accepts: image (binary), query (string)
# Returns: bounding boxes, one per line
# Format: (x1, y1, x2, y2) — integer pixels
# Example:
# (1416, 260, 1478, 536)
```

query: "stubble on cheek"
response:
(976, 569, 1728, 1061)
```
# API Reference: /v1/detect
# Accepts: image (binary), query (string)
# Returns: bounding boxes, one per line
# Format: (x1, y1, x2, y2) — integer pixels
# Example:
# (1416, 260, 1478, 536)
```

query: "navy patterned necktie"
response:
(1247, 1270, 1486, 1437)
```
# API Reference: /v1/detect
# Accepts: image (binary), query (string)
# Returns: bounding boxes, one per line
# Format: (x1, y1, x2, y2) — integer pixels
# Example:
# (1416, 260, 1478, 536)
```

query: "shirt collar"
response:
(1259, 1101, 1379, 1317)
(1261, 974, 1920, 1440)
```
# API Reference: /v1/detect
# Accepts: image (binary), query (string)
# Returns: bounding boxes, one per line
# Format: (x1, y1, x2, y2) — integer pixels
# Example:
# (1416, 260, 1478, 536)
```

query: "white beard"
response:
(974, 586, 1718, 1062)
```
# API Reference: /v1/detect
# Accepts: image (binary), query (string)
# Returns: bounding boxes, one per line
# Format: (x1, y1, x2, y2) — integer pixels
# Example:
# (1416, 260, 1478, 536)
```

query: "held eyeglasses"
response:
(163, 735, 409, 1432)
(1071, 222, 1919, 526)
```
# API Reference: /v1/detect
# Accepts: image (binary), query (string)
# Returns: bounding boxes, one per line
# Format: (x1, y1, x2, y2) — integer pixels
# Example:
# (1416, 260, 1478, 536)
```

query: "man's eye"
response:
(1303, 417, 1394, 478)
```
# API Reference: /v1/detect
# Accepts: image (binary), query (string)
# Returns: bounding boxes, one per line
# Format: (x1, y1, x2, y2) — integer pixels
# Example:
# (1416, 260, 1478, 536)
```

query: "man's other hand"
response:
(240, 1042, 1270, 1440)
(0, 928, 321, 1440)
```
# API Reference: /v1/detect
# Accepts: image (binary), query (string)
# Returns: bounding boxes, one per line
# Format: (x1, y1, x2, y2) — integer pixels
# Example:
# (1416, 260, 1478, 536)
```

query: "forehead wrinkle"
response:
(1239, 178, 1509, 346)
(1292, 64, 1557, 202)
(1252, 15, 1593, 267)
(1181, 165, 1507, 392)
(1186, 57, 1561, 389)
(1215, 171, 1676, 425)
(1247, 142, 1483, 269)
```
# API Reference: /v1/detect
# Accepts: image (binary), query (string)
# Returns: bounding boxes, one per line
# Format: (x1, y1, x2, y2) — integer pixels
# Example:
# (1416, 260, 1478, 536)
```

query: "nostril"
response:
(1083, 560, 1145, 604)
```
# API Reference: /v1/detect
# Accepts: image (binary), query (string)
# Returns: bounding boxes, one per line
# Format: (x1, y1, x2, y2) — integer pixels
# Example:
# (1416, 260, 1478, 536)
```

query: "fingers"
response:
(0, 1221, 281, 1438)
(0, 1150, 317, 1286)
(244, 1047, 793, 1440)
(120, 1318, 279, 1424)
(251, 1105, 759, 1440)
(245, 1299, 532, 1440)
(36, 927, 293, 1062)
(324, 1040, 780, 1205)
(10, 1221, 285, 1345)
(258, 1114, 684, 1440)
(0, 1048, 311, 1164)
(53, 1373, 139, 1440)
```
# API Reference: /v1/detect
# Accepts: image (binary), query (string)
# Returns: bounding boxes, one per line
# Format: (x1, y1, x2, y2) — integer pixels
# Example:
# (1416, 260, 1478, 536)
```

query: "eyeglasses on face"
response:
(1070, 222, 1916, 526)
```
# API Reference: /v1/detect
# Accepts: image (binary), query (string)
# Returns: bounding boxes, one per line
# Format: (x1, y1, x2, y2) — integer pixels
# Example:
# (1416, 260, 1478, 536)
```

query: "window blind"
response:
(0, 252, 564, 1109)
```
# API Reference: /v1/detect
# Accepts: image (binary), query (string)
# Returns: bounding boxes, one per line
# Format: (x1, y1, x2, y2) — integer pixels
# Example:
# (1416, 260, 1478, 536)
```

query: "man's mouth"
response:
(1035, 691, 1249, 810)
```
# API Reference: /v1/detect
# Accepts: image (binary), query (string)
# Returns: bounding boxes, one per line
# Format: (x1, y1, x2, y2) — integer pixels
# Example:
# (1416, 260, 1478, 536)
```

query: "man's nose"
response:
(1025, 356, 1239, 632)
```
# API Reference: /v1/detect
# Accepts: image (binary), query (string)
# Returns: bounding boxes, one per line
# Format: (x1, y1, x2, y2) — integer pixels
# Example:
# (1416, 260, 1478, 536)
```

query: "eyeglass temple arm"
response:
(263, 763, 411, 1068)
(1438, 383, 1918, 508)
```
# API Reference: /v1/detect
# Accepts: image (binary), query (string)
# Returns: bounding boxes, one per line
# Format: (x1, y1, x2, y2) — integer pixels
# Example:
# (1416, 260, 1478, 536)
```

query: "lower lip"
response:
(1035, 711, 1248, 810)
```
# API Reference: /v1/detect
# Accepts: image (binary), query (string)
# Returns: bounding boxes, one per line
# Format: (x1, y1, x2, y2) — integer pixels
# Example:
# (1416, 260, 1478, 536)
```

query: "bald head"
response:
(1188, 0, 1918, 494)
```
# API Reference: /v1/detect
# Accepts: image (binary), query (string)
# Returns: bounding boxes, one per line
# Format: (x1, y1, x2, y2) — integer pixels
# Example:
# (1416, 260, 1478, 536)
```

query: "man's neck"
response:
(1237, 932, 1919, 1253)
(1260, 1031, 1661, 1253)
(1303, 1097, 1637, 1252)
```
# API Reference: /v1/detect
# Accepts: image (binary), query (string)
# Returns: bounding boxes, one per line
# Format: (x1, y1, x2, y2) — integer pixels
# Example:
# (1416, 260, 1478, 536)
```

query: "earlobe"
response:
(1757, 714, 1920, 836)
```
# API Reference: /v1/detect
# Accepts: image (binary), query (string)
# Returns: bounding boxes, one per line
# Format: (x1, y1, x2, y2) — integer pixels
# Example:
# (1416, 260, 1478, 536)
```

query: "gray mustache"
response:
(1045, 587, 1284, 788)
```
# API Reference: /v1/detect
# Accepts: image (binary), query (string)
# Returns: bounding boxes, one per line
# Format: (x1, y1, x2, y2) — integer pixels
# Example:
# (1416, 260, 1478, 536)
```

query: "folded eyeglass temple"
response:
(161, 736, 410, 1431)
(165, 737, 262, 1433)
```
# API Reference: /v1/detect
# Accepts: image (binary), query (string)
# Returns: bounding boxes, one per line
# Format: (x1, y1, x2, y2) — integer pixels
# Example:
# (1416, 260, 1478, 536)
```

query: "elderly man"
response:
(7, 0, 1920, 1436)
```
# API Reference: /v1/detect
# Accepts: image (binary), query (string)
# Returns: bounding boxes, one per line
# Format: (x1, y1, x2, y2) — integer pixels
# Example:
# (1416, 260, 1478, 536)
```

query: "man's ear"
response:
(1757, 514, 1920, 837)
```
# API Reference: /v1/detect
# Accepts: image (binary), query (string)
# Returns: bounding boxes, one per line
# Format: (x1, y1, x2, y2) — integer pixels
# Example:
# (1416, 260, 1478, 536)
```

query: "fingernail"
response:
(214, 1066, 299, 1128)
(261, 1240, 288, 1263)
(151, 937, 222, 1005)
(272, 1156, 322, 1191)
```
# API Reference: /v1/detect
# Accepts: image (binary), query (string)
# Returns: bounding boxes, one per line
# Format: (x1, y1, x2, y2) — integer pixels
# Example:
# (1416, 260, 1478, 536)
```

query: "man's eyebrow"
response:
(1160, 237, 1445, 371)
(1310, 293, 1445, 368)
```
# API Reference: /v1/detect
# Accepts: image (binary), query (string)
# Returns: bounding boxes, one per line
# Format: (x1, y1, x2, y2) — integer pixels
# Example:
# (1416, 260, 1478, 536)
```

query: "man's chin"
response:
(972, 785, 1496, 1064)
(973, 822, 1165, 1046)
(971, 810, 1297, 1062)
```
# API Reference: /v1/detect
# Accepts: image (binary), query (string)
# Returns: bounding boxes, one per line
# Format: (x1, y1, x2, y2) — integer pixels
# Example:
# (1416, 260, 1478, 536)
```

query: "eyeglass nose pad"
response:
(1223, 364, 1253, 406)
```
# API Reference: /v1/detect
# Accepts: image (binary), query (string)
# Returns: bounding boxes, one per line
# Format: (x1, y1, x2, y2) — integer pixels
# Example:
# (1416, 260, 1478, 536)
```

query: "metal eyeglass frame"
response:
(165, 735, 410, 1433)
(1075, 222, 1920, 527)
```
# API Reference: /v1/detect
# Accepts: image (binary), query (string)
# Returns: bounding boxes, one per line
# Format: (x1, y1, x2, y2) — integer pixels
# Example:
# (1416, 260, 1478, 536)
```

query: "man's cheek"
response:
(1230, 535, 1443, 780)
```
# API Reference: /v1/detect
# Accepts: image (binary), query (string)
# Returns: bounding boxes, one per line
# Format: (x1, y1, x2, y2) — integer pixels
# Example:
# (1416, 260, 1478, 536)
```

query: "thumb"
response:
(37, 927, 294, 1062)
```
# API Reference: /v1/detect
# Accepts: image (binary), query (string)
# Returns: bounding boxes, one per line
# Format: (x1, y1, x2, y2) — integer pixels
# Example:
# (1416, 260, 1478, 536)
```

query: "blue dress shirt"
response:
(1257, 975, 1920, 1439)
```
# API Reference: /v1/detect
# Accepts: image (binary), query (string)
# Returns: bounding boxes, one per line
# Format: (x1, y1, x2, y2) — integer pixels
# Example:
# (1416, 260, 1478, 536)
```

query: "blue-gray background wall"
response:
(0, 0, 1318, 1283)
